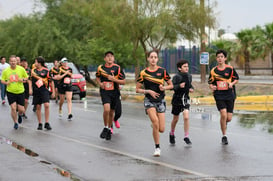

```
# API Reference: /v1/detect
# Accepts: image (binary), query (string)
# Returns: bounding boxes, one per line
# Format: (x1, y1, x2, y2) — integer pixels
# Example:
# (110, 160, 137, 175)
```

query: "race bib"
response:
(103, 82, 114, 90)
(35, 79, 44, 88)
(64, 77, 71, 84)
(217, 81, 229, 90)
(9, 74, 19, 82)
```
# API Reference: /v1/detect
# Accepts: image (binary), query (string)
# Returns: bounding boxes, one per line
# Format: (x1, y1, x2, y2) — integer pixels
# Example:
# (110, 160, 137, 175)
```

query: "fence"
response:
(159, 46, 201, 74)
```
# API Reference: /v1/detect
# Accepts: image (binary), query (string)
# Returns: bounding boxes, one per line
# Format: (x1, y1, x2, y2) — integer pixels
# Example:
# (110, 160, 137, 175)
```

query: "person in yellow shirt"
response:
(1, 55, 28, 129)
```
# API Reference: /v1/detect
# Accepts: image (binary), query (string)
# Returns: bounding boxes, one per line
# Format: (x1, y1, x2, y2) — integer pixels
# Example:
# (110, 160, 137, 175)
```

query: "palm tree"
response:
(261, 23, 273, 75)
(206, 39, 236, 69)
(235, 29, 256, 75)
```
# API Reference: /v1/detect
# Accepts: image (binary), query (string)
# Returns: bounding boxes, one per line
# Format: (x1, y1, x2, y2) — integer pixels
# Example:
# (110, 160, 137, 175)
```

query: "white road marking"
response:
(21, 125, 209, 177)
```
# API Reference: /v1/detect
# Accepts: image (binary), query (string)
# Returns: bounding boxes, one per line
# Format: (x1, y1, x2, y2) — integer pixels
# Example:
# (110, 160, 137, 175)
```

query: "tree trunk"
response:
(244, 50, 251, 75)
(271, 52, 273, 75)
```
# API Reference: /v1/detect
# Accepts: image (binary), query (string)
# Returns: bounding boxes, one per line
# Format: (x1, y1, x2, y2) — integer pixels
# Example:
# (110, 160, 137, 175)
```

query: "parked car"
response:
(45, 62, 87, 99)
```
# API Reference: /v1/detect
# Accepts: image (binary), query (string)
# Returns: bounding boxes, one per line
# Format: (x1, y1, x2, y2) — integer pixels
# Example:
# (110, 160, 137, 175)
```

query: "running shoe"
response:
(153, 148, 161, 157)
(2, 100, 5, 104)
(22, 113, 28, 119)
(114, 120, 120, 128)
(18, 115, 22, 124)
(44, 122, 52, 130)
(59, 109, 62, 117)
(222, 136, 228, 145)
(169, 133, 175, 144)
(14, 123, 18, 130)
(68, 114, 73, 121)
(184, 137, 192, 145)
(37, 123, 43, 130)
(105, 129, 112, 140)
(100, 128, 108, 139)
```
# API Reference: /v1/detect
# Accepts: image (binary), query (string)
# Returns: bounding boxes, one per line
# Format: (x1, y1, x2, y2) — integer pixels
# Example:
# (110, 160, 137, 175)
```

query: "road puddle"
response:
(191, 104, 273, 134)
(0, 135, 80, 180)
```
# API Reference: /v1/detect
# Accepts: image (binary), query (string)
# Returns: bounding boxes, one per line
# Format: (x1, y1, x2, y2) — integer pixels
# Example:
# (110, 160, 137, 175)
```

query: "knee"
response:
(104, 109, 110, 114)
(152, 122, 159, 130)
(44, 104, 50, 109)
(36, 105, 42, 111)
(159, 126, 165, 133)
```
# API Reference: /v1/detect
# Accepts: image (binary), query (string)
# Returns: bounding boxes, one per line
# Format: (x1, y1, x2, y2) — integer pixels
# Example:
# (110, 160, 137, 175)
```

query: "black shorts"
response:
(24, 89, 29, 100)
(101, 93, 119, 110)
(7, 92, 25, 106)
(53, 80, 59, 89)
(32, 90, 50, 105)
(58, 85, 73, 94)
(215, 99, 234, 113)
(24, 83, 29, 100)
(171, 104, 190, 116)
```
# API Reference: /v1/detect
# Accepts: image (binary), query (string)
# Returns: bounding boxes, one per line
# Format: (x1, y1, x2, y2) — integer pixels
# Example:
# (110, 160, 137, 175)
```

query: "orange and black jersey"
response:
(59, 66, 72, 87)
(50, 67, 59, 78)
(208, 64, 239, 100)
(96, 63, 125, 93)
(31, 67, 51, 91)
(137, 66, 171, 102)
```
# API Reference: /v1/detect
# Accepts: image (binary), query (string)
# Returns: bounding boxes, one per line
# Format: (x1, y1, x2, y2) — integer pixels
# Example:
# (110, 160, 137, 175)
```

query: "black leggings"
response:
(114, 98, 122, 121)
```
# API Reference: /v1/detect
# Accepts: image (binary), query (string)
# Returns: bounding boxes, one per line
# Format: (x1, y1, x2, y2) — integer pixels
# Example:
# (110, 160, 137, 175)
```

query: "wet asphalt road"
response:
(1, 96, 273, 181)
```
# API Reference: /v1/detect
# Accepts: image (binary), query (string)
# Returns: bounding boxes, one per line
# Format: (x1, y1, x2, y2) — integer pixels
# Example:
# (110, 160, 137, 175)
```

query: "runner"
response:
(31, 56, 55, 130)
(96, 51, 125, 141)
(1, 55, 28, 129)
(169, 59, 194, 145)
(16, 56, 21, 65)
(50, 59, 60, 103)
(208, 49, 239, 145)
(110, 85, 122, 134)
(56, 57, 73, 121)
(31, 59, 37, 113)
(0, 56, 10, 104)
(136, 50, 173, 157)
(20, 57, 32, 119)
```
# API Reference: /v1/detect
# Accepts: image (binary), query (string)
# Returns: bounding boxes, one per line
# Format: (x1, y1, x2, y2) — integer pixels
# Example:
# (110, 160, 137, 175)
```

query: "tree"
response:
(207, 39, 236, 69)
(89, 0, 216, 78)
(235, 29, 256, 75)
(256, 23, 273, 75)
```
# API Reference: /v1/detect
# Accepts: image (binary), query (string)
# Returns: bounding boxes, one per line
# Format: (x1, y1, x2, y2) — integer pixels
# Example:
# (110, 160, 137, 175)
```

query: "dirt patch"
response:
(87, 80, 273, 98)
(190, 82, 273, 98)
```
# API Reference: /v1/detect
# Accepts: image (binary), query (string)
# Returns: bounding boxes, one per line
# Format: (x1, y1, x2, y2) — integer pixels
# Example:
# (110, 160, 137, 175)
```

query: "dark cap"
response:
(21, 57, 27, 62)
(104, 51, 114, 57)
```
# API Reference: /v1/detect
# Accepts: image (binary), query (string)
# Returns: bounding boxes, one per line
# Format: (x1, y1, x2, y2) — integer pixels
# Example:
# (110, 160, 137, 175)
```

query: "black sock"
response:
(155, 144, 160, 148)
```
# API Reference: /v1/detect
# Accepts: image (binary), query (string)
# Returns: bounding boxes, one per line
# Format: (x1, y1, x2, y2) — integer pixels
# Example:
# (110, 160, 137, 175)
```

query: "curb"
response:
(87, 89, 273, 104)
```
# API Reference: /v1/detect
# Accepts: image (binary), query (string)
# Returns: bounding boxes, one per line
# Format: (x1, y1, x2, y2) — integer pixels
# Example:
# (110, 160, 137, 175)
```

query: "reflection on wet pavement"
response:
(191, 104, 273, 134)
(0, 136, 39, 157)
(0, 135, 80, 180)
(235, 111, 273, 134)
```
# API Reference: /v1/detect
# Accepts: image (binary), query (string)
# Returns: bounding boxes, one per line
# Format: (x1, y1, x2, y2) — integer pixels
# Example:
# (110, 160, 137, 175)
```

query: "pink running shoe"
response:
(111, 127, 113, 134)
(114, 120, 120, 128)
(2, 100, 5, 104)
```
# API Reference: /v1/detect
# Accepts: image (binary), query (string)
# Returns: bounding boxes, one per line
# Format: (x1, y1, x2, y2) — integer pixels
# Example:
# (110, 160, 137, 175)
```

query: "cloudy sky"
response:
(0, 0, 273, 33)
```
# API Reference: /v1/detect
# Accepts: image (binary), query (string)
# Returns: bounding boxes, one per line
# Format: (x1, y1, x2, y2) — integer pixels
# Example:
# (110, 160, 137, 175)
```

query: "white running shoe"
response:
(153, 148, 161, 157)
(59, 109, 62, 117)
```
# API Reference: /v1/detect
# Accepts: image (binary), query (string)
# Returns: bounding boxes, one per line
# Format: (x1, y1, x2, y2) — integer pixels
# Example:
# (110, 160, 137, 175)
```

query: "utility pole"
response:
(200, 0, 206, 83)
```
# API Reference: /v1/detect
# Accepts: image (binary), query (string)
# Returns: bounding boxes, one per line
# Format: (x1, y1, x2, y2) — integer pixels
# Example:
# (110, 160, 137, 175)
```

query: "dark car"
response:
(45, 62, 86, 99)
